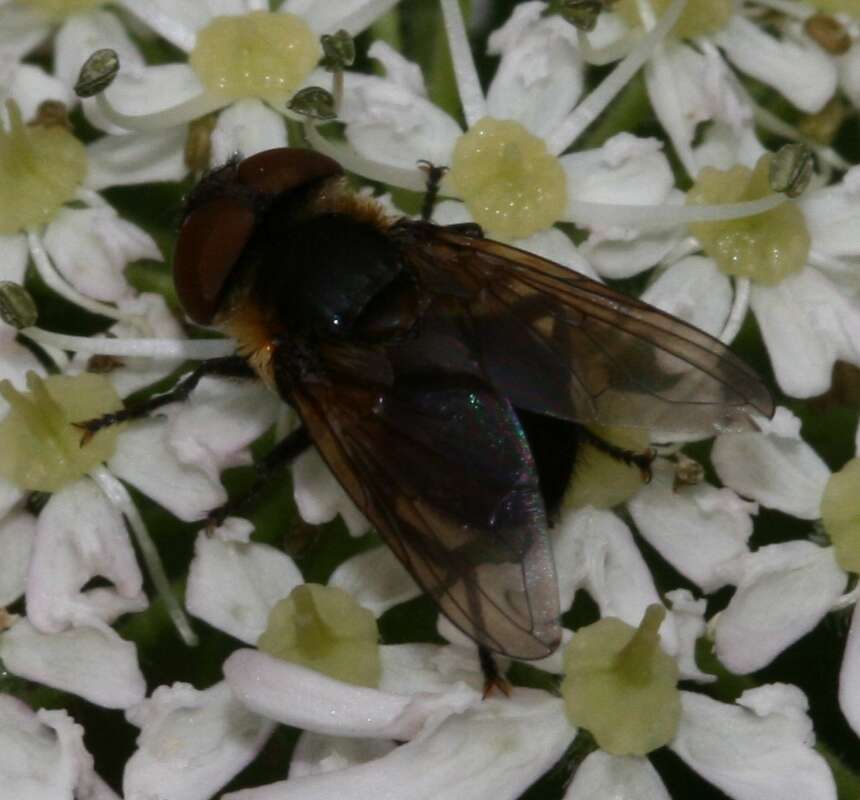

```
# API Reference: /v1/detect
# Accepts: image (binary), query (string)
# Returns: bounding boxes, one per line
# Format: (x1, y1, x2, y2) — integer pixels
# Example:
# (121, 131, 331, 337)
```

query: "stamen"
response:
(26, 229, 140, 326)
(439, 0, 487, 127)
(335, 0, 402, 36)
(563, 192, 786, 231)
(94, 90, 228, 134)
(718, 278, 750, 345)
(546, 0, 687, 155)
(20, 326, 236, 360)
(89, 467, 198, 647)
(304, 123, 427, 191)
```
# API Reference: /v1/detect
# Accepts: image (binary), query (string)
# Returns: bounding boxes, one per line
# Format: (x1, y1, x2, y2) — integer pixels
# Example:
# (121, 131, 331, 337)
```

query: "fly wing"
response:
(289, 367, 561, 660)
(395, 222, 774, 436)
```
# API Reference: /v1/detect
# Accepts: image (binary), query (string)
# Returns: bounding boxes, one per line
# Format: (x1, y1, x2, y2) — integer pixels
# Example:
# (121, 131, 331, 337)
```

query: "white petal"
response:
(694, 120, 766, 171)
(0, 477, 23, 523)
(54, 10, 144, 89)
(210, 99, 288, 165)
(561, 133, 674, 208)
(293, 448, 369, 536)
(86, 128, 188, 189)
(800, 168, 860, 259)
(378, 643, 483, 695)
(0, 327, 44, 407)
(367, 40, 426, 97)
(84, 63, 206, 135)
(0, 619, 146, 708)
(583, 222, 686, 280)
(108, 418, 226, 522)
(628, 464, 753, 592)
(553, 508, 678, 652)
(0, 232, 28, 284)
(670, 690, 836, 800)
(223, 648, 480, 739)
(0, 510, 34, 606)
(839, 44, 860, 108)
(43, 206, 159, 302)
(563, 750, 670, 800)
(0, 695, 104, 800)
(26, 480, 146, 633)
(340, 71, 461, 170)
(665, 590, 714, 683)
(72, 292, 186, 397)
(715, 16, 838, 113)
(714, 542, 847, 674)
(186, 530, 303, 644)
(124, 681, 274, 800)
(645, 42, 749, 171)
(514, 227, 599, 279)
(328, 547, 420, 617)
(712, 407, 830, 518)
(486, 3, 583, 138)
(640, 256, 732, 339)
(752, 267, 860, 397)
(838, 601, 860, 738)
(118, 0, 243, 51)
(166, 377, 280, 484)
(2, 63, 72, 121)
(224, 689, 572, 800)
(290, 732, 395, 778)
(0, 5, 49, 62)
(280, 0, 397, 36)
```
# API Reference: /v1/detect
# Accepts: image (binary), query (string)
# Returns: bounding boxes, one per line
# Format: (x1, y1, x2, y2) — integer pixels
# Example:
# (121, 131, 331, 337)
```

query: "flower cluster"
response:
(0, 1, 859, 799)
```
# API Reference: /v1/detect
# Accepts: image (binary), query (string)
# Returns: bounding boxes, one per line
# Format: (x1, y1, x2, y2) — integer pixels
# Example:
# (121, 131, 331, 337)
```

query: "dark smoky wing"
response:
(397, 223, 774, 436)
(291, 374, 561, 660)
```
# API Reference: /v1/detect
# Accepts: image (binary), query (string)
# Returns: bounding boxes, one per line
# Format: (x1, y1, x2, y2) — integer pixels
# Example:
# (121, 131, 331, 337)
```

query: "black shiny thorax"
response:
(239, 199, 408, 340)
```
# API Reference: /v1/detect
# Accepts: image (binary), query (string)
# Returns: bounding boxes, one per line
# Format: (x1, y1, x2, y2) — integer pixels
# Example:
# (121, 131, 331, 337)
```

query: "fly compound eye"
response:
(237, 147, 342, 195)
(173, 196, 255, 325)
(173, 148, 343, 325)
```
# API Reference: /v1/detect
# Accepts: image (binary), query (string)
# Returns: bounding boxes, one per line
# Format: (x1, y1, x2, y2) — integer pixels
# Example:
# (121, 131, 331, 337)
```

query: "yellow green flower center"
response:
(686, 155, 810, 286)
(561, 605, 681, 756)
(257, 584, 381, 688)
(0, 100, 87, 236)
(0, 372, 122, 492)
(564, 426, 650, 510)
(821, 458, 860, 574)
(615, 0, 733, 38)
(190, 12, 322, 105)
(18, 0, 105, 20)
(448, 117, 567, 239)
(807, 0, 860, 18)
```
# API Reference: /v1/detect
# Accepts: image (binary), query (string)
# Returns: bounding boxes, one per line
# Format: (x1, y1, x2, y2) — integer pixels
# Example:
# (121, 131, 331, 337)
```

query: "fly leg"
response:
(75, 356, 254, 445)
(205, 426, 312, 530)
(479, 645, 512, 698)
(579, 427, 656, 482)
(417, 160, 447, 222)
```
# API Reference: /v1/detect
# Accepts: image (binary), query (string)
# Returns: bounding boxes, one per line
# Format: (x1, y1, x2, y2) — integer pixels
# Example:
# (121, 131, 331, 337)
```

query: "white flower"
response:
(329, 2, 679, 275)
(83, 0, 401, 167)
(0, 693, 120, 800)
(584, 0, 839, 175)
(710, 407, 860, 736)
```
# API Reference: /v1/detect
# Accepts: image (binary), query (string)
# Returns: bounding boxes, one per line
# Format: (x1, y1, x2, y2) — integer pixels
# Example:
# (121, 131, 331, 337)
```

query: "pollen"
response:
(687, 155, 810, 286)
(17, 0, 105, 19)
(190, 12, 321, 105)
(561, 605, 681, 756)
(257, 584, 381, 688)
(615, 0, 732, 38)
(821, 458, 860, 574)
(0, 100, 87, 236)
(0, 372, 123, 492)
(448, 117, 567, 239)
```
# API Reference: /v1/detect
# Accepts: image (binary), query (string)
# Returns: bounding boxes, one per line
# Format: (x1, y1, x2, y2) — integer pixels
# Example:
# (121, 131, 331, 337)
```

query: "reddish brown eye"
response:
(174, 196, 255, 325)
(237, 147, 342, 195)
